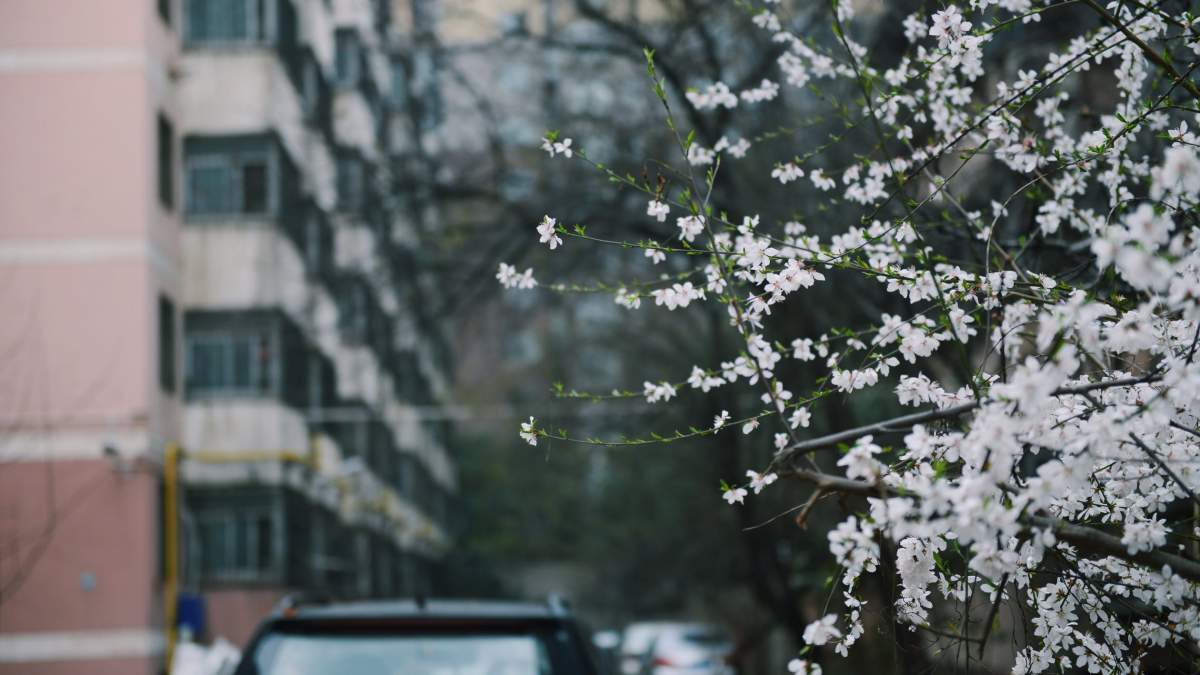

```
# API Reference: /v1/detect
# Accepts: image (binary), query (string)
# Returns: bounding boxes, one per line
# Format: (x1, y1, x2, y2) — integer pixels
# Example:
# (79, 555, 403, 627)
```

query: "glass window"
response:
(233, 516, 250, 569)
(185, 0, 266, 43)
(187, 161, 235, 214)
(185, 147, 272, 216)
(195, 509, 277, 579)
(255, 334, 273, 390)
(389, 60, 407, 106)
(158, 295, 177, 392)
(307, 355, 324, 410)
(230, 337, 253, 389)
(157, 114, 174, 209)
(303, 214, 324, 272)
(302, 59, 321, 120)
(338, 283, 369, 341)
(186, 331, 274, 395)
(198, 518, 228, 573)
(188, 339, 226, 390)
(336, 154, 364, 212)
(256, 514, 274, 569)
(241, 160, 269, 212)
(253, 634, 555, 675)
(335, 30, 361, 86)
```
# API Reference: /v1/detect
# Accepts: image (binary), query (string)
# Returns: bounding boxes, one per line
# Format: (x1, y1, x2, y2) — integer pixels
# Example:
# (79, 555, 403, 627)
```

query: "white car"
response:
(619, 622, 734, 675)
(619, 622, 675, 675)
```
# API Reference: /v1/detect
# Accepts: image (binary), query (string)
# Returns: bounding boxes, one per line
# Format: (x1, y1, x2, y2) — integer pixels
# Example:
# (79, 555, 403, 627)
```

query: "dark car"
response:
(233, 597, 600, 675)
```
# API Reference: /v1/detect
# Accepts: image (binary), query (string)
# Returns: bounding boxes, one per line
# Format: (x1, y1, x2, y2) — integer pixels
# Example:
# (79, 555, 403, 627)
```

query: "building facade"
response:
(0, 1, 455, 673)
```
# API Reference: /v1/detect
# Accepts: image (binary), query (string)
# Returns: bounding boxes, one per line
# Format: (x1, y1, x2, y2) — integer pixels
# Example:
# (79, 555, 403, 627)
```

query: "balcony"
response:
(182, 221, 310, 319)
(178, 14, 308, 170)
(183, 397, 309, 455)
(334, 89, 380, 160)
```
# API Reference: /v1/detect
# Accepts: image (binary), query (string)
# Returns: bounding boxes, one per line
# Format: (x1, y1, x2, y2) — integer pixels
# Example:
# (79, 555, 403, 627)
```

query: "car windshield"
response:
(680, 629, 728, 647)
(250, 632, 553, 675)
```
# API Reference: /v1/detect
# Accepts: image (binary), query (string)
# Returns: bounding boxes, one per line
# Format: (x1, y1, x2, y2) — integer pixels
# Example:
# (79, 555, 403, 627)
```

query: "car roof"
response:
(279, 598, 570, 622)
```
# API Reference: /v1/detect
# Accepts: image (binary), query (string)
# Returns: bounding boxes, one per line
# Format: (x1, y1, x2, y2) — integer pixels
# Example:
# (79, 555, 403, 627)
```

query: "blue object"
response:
(176, 592, 207, 638)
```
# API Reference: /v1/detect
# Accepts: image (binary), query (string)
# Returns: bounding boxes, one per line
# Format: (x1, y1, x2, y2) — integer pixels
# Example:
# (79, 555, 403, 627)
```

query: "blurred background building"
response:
(0, 1, 456, 673)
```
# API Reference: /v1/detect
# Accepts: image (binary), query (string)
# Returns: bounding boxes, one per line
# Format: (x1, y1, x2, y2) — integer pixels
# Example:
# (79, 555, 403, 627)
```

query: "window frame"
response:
(157, 113, 175, 210)
(334, 29, 362, 87)
(194, 506, 278, 581)
(158, 294, 177, 393)
(335, 151, 365, 213)
(184, 329, 277, 397)
(184, 145, 275, 217)
(184, 0, 277, 46)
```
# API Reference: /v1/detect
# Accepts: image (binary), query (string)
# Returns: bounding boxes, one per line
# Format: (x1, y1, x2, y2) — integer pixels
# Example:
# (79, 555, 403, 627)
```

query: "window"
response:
(186, 143, 273, 216)
(186, 331, 274, 395)
(158, 295, 177, 392)
(185, 0, 271, 44)
(301, 58, 321, 122)
(337, 282, 368, 342)
(307, 355, 323, 411)
(389, 59, 407, 106)
(334, 30, 361, 87)
(196, 509, 276, 579)
(302, 212, 327, 274)
(157, 114, 175, 209)
(335, 153, 365, 212)
(242, 161, 268, 212)
(411, 49, 442, 131)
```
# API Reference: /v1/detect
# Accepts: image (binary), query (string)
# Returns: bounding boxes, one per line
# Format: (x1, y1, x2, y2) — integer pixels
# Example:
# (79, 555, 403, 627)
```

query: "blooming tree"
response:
(502, 0, 1200, 672)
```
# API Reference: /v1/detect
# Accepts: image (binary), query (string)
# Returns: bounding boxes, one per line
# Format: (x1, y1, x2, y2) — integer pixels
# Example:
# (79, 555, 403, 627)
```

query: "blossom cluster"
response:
(509, 0, 1200, 671)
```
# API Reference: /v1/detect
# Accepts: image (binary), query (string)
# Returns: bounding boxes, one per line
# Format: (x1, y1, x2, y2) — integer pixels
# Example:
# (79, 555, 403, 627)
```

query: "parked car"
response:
(232, 597, 600, 675)
(618, 622, 674, 675)
(619, 619, 729, 672)
(618, 622, 734, 675)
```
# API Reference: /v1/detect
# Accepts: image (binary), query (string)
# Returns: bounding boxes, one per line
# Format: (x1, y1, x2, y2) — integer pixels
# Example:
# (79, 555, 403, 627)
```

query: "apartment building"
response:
(0, 1, 455, 673)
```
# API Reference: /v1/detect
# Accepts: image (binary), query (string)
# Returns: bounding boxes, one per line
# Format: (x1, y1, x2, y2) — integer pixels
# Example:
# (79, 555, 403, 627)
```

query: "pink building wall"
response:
(0, 1, 180, 671)
(0, 461, 160, 675)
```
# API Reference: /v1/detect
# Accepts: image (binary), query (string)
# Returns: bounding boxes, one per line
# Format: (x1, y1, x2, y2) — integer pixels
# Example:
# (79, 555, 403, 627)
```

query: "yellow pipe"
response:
(308, 434, 321, 473)
(184, 449, 317, 468)
(163, 442, 180, 672)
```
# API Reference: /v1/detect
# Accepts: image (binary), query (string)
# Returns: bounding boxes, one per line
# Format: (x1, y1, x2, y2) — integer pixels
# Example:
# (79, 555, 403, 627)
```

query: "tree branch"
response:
(1081, 0, 1200, 101)
(780, 467, 1200, 583)
(774, 373, 1161, 469)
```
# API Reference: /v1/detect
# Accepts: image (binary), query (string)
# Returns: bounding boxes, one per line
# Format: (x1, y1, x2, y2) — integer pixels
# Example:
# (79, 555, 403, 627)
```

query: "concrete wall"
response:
(184, 399, 312, 454)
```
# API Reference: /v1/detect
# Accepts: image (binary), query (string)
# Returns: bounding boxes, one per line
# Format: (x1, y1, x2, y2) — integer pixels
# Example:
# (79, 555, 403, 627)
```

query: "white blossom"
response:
(687, 82, 738, 110)
(541, 135, 573, 158)
(802, 615, 842, 646)
(747, 470, 778, 494)
(496, 262, 536, 289)
(646, 200, 670, 222)
(536, 215, 562, 250)
(519, 417, 538, 446)
(642, 381, 677, 404)
(677, 215, 705, 243)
